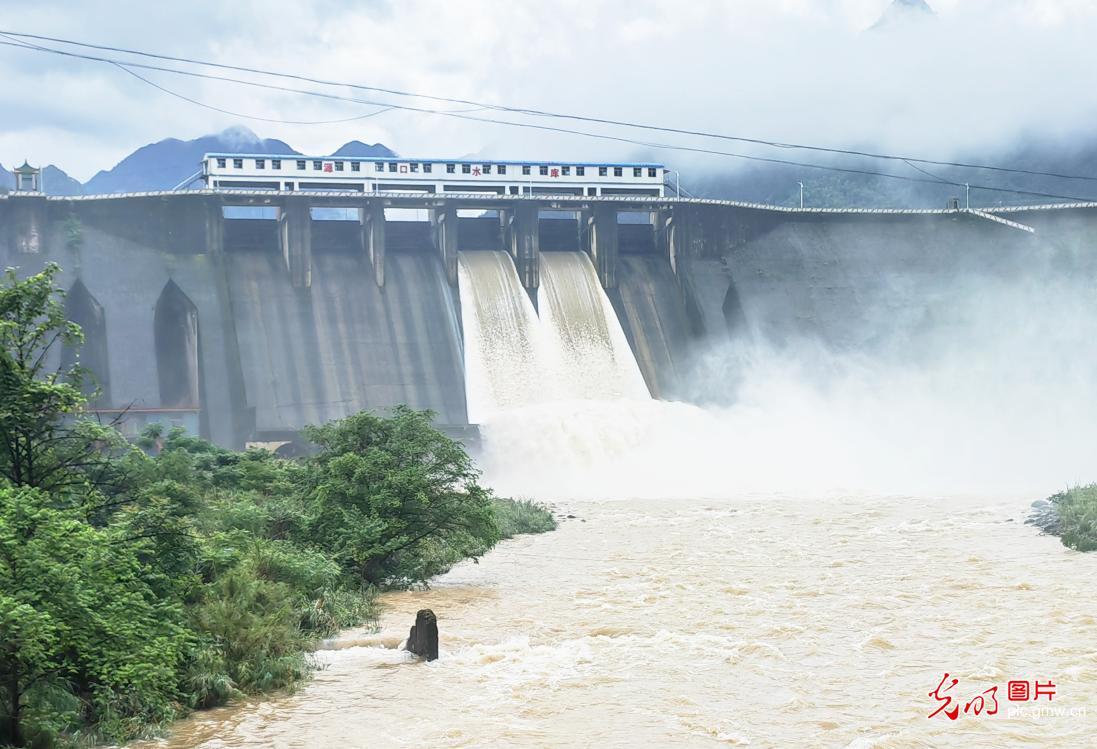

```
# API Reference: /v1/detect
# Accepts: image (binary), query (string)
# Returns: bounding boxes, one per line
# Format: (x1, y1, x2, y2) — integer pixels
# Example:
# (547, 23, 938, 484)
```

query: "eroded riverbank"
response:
(141, 494, 1097, 749)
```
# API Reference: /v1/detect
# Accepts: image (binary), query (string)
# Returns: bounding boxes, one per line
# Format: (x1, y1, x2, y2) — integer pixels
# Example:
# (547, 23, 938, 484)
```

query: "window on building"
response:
(216, 157, 227, 168)
(633, 167, 642, 177)
(375, 162, 384, 172)
(576, 166, 585, 176)
(498, 164, 506, 175)
(388, 162, 398, 172)
(272, 159, 282, 170)
(562, 166, 571, 176)
(522, 165, 531, 175)
(462, 164, 471, 174)
(351, 162, 360, 172)
(446, 163, 456, 174)
(648, 167, 657, 178)
(410, 163, 419, 172)
(424, 163, 433, 173)
(483, 164, 492, 174)
(256, 159, 265, 169)
(297, 160, 306, 170)
(334, 161, 344, 172)
(539, 165, 549, 175)
(313, 160, 323, 170)
(614, 167, 623, 177)
(233, 158, 243, 169)
(599, 166, 608, 176)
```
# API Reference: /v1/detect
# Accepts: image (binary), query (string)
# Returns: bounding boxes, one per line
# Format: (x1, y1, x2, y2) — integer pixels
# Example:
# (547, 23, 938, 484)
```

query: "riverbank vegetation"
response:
(1029, 485, 1097, 552)
(0, 264, 554, 748)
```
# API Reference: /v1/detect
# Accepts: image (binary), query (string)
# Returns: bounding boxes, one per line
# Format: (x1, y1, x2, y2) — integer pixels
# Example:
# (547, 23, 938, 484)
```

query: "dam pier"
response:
(3, 187, 1095, 450)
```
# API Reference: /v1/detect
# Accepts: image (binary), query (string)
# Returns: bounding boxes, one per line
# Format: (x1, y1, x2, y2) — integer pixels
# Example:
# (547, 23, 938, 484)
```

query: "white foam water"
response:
(457, 250, 649, 425)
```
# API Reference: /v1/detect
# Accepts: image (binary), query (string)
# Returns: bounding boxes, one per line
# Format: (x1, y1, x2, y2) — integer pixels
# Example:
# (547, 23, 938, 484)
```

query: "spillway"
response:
(457, 251, 547, 422)
(457, 250, 650, 422)
(538, 252, 650, 402)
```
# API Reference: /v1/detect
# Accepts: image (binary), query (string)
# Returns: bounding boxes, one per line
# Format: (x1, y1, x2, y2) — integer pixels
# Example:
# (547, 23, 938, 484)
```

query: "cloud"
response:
(0, 0, 1095, 180)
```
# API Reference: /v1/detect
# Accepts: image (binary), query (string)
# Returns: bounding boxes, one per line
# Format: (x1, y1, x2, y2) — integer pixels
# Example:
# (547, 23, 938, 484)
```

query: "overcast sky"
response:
(1, 0, 1095, 181)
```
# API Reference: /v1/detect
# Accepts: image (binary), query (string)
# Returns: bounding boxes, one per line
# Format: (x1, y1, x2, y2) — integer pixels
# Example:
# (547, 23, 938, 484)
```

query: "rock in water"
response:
(405, 609, 439, 661)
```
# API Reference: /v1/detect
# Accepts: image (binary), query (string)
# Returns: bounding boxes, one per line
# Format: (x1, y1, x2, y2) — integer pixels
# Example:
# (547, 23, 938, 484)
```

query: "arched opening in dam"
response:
(61, 278, 110, 404)
(154, 280, 201, 409)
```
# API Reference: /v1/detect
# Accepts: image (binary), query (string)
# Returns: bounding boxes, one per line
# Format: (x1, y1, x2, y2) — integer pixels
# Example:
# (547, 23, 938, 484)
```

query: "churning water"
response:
(145, 495, 1097, 749)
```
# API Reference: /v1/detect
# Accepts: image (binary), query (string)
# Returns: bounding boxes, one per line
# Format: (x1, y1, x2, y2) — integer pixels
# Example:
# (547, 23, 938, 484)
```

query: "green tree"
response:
(0, 264, 138, 515)
(0, 264, 87, 491)
(0, 263, 132, 504)
(301, 407, 499, 587)
(0, 485, 187, 747)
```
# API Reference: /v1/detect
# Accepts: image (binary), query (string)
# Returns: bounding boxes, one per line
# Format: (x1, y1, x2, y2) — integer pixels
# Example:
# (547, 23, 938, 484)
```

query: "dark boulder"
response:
(1026, 498, 1061, 535)
(405, 609, 439, 662)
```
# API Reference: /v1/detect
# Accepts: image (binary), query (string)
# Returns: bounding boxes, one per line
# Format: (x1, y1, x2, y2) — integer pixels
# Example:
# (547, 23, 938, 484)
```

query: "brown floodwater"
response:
(138, 494, 1097, 748)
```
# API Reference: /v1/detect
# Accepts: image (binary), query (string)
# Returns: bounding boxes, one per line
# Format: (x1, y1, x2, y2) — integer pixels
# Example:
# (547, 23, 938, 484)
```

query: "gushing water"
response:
(457, 250, 649, 423)
(456, 251, 546, 422)
(537, 252, 649, 402)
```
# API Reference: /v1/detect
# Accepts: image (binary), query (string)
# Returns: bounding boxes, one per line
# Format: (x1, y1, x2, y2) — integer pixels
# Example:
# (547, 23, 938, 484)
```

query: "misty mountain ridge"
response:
(331, 140, 396, 158)
(83, 126, 302, 194)
(690, 135, 1097, 210)
(870, 0, 936, 31)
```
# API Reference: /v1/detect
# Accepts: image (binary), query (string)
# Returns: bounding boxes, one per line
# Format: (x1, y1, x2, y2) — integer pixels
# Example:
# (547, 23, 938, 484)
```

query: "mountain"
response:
(42, 165, 84, 196)
(331, 140, 396, 158)
(82, 126, 301, 194)
(870, 0, 936, 31)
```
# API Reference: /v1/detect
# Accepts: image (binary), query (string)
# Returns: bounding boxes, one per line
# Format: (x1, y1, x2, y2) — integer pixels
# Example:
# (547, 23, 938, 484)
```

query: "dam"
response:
(2, 187, 1097, 450)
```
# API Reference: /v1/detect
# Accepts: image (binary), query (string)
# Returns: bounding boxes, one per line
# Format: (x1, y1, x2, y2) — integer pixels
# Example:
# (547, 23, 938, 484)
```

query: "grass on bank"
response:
(493, 497, 558, 538)
(1038, 484, 1097, 552)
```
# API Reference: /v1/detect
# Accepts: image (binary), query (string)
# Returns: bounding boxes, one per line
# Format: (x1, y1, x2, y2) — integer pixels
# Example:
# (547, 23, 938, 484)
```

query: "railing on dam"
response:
(6, 187, 1097, 217)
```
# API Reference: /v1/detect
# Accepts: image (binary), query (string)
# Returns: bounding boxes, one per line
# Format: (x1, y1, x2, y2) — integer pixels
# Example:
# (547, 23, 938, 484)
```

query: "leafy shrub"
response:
(0, 486, 188, 747)
(300, 407, 500, 588)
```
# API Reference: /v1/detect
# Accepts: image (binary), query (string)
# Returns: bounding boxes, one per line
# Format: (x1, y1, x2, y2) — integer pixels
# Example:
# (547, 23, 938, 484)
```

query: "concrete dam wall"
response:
(3, 192, 1095, 448)
(676, 205, 1097, 354)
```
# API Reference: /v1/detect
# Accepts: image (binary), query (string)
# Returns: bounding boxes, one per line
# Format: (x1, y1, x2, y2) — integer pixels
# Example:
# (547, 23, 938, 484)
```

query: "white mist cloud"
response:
(0, 0, 1095, 180)
(475, 263, 1097, 501)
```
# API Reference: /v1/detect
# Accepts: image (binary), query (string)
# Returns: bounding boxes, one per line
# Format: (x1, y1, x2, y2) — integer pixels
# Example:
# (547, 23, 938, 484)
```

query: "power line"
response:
(2, 27, 1095, 185)
(116, 64, 397, 125)
(1, 36, 1095, 203)
(2, 34, 397, 126)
